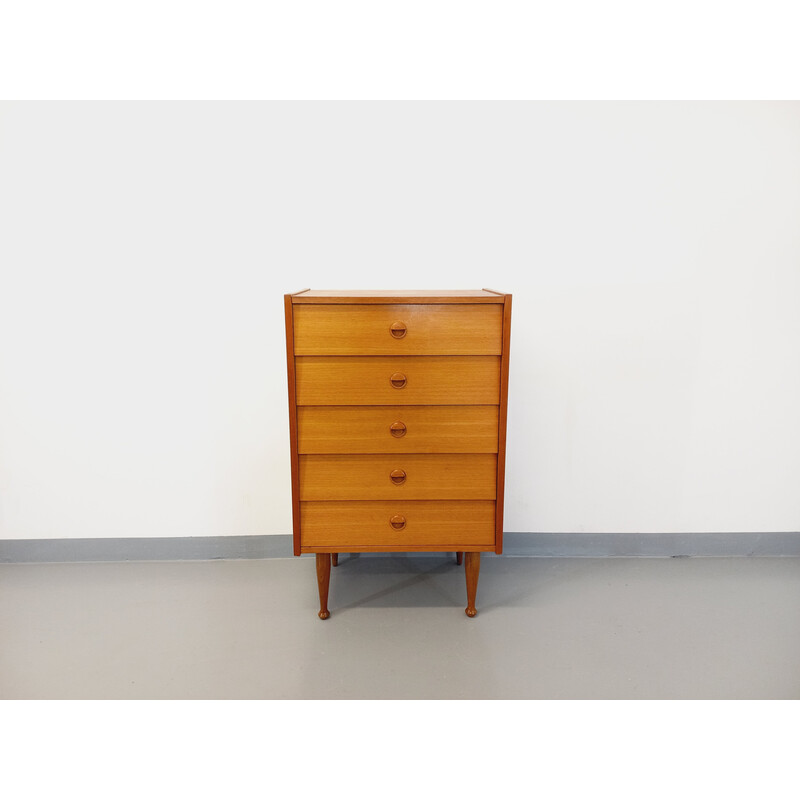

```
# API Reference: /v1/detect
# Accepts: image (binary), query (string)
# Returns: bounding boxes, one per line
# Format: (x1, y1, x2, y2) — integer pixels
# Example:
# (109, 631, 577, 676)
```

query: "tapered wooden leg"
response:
(464, 552, 480, 617)
(456, 551, 463, 566)
(332, 553, 339, 567)
(316, 553, 331, 620)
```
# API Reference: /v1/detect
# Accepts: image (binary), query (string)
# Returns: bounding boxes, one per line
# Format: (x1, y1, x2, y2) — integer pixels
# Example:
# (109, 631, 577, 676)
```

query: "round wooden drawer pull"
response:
(390, 321, 407, 339)
(390, 514, 406, 530)
(390, 469, 407, 485)
(389, 421, 407, 437)
(390, 372, 407, 389)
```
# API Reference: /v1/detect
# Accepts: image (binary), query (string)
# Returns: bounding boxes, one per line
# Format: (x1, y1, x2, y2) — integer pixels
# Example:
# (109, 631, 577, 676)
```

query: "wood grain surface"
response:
(300, 544, 498, 553)
(295, 355, 500, 405)
(293, 304, 502, 355)
(300, 500, 496, 548)
(297, 405, 499, 454)
(495, 294, 512, 553)
(284, 295, 302, 556)
(299, 453, 497, 500)
(291, 290, 504, 304)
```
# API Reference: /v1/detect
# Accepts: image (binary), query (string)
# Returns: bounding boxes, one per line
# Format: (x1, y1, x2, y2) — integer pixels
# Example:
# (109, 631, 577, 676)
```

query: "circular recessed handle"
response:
(390, 372, 407, 389)
(390, 469, 407, 485)
(389, 421, 407, 438)
(390, 514, 406, 530)
(390, 321, 407, 339)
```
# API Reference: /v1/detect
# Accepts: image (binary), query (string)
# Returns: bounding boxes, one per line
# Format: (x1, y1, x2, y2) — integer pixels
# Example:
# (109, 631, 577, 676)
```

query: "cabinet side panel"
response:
(495, 295, 512, 554)
(284, 295, 302, 556)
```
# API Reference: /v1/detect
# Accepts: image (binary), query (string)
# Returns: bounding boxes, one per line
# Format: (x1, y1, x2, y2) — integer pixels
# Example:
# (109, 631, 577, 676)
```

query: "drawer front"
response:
(297, 405, 499, 454)
(301, 500, 496, 547)
(299, 454, 497, 500)
(295, 356, 500, 405)
(293, 303, 503, 356)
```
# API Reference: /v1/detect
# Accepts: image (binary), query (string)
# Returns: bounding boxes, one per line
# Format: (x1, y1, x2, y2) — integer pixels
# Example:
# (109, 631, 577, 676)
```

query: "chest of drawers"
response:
(284, 289, 512, 618)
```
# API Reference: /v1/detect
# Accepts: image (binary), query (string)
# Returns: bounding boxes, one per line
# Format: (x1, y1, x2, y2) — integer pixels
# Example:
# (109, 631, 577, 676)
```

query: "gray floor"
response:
(1, 554, 798, 699)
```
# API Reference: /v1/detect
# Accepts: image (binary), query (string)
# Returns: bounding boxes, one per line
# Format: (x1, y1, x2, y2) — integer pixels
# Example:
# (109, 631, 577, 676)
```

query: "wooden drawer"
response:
(299, 454, 497, 500)
(295, 356, 500, 405)
(300, 500, 496, 548)
(293, 304, 503, 355)
(297, 405, 499, 454)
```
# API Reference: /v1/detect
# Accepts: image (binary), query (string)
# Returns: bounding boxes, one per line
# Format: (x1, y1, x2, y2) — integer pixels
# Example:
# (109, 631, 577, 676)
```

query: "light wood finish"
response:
(292, 290, 504, 304)
(293, 304, 503, 356)
(295, 356, 500, 406)
(297, 405, 499, 454)
(495, 295, 512, 554)
(464, 552, 480, 617)
(300, 543, 498, 554)
(299, 454, 497, 500)
(316, 553, 331, 620)
(285, 289, 511, 617)
(300, 500, 496, 548)
(284, 295, 302, 556)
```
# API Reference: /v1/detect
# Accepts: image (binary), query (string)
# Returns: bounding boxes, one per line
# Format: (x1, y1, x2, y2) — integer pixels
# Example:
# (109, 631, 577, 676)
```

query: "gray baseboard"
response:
(507, 532, 800, 558)
(1, 532, 799, 563)
(0, 535, 292, 564)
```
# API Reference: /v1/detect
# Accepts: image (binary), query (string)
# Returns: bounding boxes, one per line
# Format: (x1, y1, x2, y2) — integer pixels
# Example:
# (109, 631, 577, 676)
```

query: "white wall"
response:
(1, 102, 798, 539)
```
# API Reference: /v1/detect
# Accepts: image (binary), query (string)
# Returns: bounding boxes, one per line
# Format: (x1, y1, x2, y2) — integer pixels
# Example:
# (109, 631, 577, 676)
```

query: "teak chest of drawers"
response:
(284, 289, 512, 618)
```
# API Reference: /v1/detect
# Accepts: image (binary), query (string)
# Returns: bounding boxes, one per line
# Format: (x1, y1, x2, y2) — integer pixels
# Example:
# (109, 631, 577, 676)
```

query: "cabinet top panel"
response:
(290, 289, 508, 304)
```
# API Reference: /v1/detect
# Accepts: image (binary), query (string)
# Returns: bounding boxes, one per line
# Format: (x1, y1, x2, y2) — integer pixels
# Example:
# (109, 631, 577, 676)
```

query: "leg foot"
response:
(456, 551, 463, 566)
(316, 553, 332, 620)
(464, 552, 480, 617)
(332, 553, 339, 567)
